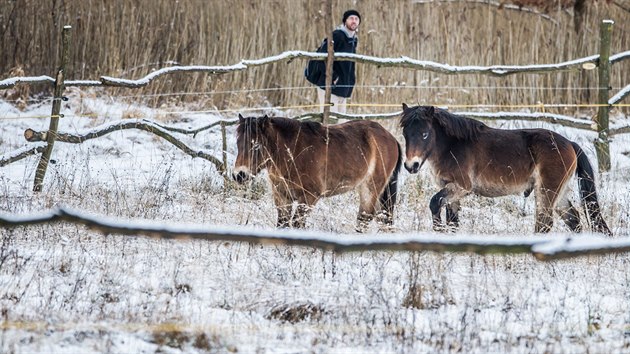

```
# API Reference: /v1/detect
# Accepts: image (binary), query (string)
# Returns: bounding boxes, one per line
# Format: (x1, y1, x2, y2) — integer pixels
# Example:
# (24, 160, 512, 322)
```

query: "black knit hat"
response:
(342, 10, 361, 24)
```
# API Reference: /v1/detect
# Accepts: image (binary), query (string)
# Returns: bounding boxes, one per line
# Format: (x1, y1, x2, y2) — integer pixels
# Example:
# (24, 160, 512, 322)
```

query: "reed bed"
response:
(1, 0, 629, 115)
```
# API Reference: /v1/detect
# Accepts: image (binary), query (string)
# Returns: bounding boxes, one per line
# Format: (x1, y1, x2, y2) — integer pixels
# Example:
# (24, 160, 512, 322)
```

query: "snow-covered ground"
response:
(1, 91, 630, 353)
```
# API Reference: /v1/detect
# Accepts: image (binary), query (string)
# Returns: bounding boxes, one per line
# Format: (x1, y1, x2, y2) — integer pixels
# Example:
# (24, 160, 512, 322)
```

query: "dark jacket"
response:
(305, 28, 358, 98)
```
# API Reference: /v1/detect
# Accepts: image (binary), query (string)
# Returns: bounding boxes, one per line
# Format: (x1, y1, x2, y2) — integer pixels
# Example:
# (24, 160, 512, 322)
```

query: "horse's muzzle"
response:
(404, 161, 421, 174)
(232, 171, 251, 184)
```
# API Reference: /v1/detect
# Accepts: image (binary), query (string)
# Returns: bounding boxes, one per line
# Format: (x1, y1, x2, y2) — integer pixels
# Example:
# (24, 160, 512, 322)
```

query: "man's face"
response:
(345, 15, 360, 31)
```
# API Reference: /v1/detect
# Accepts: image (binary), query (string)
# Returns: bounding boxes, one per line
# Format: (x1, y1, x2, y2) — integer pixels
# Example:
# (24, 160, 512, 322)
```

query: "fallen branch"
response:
(0, 206, 625, 261)
(23, 120, 224, 172)
(149, 118, 238, 136)
(0, 143, 47, 167)
(609, 83, 630, 106)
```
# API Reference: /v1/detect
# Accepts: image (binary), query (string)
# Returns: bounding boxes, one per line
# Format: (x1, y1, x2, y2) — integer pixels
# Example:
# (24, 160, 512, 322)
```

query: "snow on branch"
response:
(0, 76, 55, 89)
(90, 51, 602, 83)
(0, 143, 47, 167)
(100, 64, 247, 88)
(22, 119, 224, 172)
(610, 50, 630, 65)
(609, 83, 630, 106)
(456, 111, 595, 130)
(149, 118, 239, 136)
(0, 51, 617, 89)
(0, 206, 625, 261)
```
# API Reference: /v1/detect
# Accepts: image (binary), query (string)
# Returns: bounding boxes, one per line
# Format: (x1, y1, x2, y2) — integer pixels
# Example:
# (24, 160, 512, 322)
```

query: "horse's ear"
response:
(427, 106, 435, 116)
(238, 114, 245, 122)
(260, 115, 271, 130)
(402, 103, 408, 111)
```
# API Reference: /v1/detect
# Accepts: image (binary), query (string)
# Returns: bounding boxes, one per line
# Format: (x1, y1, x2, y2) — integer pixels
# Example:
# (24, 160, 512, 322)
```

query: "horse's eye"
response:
(252, 143, 261, 151)
(422, 132, 429, 140)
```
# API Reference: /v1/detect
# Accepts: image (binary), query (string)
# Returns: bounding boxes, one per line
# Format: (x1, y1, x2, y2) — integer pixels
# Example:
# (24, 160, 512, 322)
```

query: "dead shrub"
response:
(2, 66, 30, 111)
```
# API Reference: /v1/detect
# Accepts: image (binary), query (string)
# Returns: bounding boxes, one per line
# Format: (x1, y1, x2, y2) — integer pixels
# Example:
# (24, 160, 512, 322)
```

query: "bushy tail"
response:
(572, 142, 612, 236)
(379, 142, 403, 225)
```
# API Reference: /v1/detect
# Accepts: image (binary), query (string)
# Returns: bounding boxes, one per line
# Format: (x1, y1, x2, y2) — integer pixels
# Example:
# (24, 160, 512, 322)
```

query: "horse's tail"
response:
(572, 141, 612, 236)
(379, 142, 403, 224)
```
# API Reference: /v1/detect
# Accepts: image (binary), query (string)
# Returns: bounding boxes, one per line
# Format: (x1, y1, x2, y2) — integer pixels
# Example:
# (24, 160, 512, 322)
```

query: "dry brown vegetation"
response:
(1, 0, 629, 115)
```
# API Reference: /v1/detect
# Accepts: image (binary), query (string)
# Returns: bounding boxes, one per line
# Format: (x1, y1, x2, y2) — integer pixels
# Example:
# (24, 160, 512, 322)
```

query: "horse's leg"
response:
(534, 186, 557, 233)
(430, 183, 468, 232)
(293, 203, 313, 228)
(356, 183, 379, 233)
(272, 189, 293, 228)
(445, 201, 460, 230)
(292, 193, 318, 228)
(555, 193, 582, 233)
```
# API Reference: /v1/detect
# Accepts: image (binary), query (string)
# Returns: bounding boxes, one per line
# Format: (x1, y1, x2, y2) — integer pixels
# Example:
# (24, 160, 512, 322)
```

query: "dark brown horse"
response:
(233, 114, 402, 231)
(399, 104, 612, 236)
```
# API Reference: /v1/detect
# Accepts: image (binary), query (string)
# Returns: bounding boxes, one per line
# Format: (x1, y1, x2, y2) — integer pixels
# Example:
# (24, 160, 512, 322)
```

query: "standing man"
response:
(305, 10, 361, 114)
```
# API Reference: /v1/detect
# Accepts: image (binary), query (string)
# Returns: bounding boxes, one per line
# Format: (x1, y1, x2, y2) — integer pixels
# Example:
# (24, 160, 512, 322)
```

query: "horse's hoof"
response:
(445, 225, 458, 233)
(433, 223, 451, 232)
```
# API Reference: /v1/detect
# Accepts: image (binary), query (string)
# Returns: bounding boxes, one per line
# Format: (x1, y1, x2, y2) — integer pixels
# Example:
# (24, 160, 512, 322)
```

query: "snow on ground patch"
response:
(1, 95, 630, 352)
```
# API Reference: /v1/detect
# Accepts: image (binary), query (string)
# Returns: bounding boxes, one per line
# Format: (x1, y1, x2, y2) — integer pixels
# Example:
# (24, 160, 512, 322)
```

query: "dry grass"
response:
(0, 1, 629, 115)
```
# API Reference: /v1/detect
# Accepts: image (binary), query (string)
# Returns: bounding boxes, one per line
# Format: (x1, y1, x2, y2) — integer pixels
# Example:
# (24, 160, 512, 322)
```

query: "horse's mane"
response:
(238, 116, 321, 137)
(401, 106, 487, 141)
(270, 117, 323, 138)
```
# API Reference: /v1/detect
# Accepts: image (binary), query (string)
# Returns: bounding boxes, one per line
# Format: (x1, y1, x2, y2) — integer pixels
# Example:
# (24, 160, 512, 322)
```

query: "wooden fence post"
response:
(220, 121, 228, 174)
(594, 19, 613, 172)
(33, 25, 72, 192)
(322, 0, 334, 125)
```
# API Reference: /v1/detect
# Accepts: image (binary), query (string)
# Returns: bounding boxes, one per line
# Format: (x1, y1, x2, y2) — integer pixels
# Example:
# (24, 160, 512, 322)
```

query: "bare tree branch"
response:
(0, 143, 46, 167)
(22, 120, 224, 172)
(149, 118, 238, 136)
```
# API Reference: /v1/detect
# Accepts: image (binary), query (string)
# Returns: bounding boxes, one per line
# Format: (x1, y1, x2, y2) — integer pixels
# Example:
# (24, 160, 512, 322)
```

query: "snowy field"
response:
(1, 91, 630, 353)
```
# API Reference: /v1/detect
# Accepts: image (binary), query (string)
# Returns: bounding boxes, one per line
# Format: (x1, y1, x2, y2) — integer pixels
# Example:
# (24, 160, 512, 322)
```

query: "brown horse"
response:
(233, 114, 402, 231)
(399, 104, 612, 236)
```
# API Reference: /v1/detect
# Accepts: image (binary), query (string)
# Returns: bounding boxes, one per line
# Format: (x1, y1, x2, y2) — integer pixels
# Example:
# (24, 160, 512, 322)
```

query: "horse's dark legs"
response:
(430, 190, 447, 231)
(356, 212, 375, 233)
(534, 187, 556, 233)
(445, 201, 460, 229)
(272, 189, 293, 228)
(375, 210, 393, 228)
(292, 203, 312, 228)
(555, 196, 582, 233)
(357, 183, 380, 232)
(430, 184, 468, 232)
(276, 204, 292, 228)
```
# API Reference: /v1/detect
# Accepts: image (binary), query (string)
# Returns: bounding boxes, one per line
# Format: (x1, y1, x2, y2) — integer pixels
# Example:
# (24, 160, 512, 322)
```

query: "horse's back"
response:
(327, 120, 396, 150)
(321, 120, 400, 195)
(460, 127, 576, 197)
